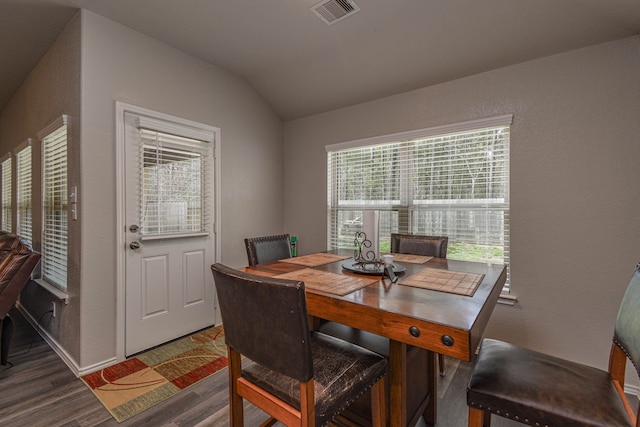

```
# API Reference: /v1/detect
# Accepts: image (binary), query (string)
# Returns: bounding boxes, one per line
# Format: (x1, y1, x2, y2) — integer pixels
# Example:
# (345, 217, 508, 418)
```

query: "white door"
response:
(123, 110, 217, 356)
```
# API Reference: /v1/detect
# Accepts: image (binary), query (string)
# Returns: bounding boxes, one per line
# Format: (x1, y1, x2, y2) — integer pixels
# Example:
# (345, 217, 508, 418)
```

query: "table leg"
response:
(389, 340, 407, 427)
(423, 350, 437, 424)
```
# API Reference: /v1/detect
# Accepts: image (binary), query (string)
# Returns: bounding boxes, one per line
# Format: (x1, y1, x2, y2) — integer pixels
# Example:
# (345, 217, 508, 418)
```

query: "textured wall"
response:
(78, 10, 283, 368)
(0, 12, 82, 366)
(284, 37, 640, 381)
(1, 9, 284, 371)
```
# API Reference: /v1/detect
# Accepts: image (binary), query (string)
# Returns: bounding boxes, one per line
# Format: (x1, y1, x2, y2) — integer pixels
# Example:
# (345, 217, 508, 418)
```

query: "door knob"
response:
(129, 241, 141, 250)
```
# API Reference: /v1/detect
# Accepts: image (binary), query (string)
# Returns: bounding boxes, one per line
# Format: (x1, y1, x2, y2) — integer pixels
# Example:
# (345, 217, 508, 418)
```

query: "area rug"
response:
(81, 326, 227, 423)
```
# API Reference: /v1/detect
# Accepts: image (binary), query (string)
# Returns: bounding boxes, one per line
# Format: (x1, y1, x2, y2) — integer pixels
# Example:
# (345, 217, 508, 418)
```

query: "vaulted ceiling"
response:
(2, 0, 640, 120)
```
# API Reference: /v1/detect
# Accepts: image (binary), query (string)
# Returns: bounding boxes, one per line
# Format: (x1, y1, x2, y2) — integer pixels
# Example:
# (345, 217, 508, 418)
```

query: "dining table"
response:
(242, 248, 507, 427)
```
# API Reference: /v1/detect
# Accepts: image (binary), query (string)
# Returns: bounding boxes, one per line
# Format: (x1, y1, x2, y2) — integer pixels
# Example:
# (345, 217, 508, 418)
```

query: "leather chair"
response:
(211, 263, 387, 427)
(466, 263, 640, 427)
(0, 233, 41, 366)
(244, 233, 291, 266)
(390, 233, 448, 259)
(391, 233, 449, 377)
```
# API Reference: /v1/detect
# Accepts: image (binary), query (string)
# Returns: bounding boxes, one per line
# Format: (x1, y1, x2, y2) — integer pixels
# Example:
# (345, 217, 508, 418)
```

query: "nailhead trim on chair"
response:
(468, 402, 549, 427)
(325, 372, 386, 426)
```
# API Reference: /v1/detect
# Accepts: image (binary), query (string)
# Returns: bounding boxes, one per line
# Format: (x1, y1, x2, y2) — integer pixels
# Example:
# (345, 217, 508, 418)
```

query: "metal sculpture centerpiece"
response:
(352, 231, 384, 271)
(342, 231, 406, 276)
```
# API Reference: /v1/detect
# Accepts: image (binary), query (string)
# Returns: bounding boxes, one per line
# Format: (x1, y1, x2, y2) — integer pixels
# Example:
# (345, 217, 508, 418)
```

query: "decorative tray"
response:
(341, 258, 406, 276)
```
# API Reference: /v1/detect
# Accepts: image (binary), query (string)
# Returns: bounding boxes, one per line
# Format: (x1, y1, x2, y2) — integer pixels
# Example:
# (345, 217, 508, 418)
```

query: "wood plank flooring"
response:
(0, 309, 533, 426)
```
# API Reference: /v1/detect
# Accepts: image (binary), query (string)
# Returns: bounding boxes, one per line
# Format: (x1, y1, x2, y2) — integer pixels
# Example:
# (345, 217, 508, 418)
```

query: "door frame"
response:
(114, 101, 222, 362)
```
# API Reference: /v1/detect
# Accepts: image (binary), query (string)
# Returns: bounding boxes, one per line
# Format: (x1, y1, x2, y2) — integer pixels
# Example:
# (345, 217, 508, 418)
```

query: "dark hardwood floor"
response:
(0, 309, 522, 426)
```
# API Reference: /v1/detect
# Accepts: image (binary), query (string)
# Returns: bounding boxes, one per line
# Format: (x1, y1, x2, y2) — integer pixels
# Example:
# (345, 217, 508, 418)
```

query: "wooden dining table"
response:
(242, 249, 507, 427)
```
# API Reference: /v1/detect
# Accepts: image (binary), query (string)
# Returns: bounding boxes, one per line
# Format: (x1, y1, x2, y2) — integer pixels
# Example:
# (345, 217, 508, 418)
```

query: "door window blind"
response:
(138, 129, 212, 238)
(15, 142, 32, 244)
(1, 155, 11, 232)
(327, 115, 511, 290)
(40, 117, 68, 290)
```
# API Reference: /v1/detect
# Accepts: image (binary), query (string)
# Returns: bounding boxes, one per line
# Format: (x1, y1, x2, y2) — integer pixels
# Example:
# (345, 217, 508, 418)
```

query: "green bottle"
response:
(290, 236, 297, 257)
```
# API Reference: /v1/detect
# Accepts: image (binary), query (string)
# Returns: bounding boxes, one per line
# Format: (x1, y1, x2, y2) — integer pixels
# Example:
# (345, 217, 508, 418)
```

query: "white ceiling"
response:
(2, 0, 640, 120)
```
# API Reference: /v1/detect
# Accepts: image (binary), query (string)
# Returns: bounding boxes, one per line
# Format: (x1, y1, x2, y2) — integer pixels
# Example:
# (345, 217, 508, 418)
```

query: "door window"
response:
(139, 130, 211, 237)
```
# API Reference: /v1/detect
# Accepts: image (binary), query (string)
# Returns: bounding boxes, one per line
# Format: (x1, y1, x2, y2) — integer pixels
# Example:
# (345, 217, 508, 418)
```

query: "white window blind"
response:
(1, 154, 11, 232)
(327, 115, 511, 290)
(138, 129, 212, 238)
(15, 141, 32, 244)
(39, 117, 68, 290)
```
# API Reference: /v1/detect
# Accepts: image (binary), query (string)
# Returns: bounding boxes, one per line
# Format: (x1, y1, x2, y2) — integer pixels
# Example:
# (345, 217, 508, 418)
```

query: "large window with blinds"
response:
(39, 116, 68, 291)
(327, 115, 511, 288)
(15, 141, 32, 245)
(1, 154, 11, 232)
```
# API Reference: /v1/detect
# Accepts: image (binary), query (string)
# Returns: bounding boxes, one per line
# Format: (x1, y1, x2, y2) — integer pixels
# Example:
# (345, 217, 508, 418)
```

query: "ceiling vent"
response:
(311, 0, 360, 25)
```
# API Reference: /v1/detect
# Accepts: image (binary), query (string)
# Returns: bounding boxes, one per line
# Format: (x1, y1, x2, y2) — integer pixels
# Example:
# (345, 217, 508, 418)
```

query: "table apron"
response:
(306, 294, 473, 361)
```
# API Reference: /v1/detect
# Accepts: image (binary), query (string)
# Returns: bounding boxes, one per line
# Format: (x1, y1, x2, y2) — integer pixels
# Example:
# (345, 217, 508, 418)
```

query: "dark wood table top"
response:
(244, 249, 507, 362)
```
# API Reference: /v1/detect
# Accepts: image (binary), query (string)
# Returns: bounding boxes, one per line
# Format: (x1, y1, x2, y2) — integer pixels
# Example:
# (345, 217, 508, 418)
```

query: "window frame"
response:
(38, 115, 69, 292)
(326, 115, 512, 292)
(1, 152, 12, 232)
(14, 139, 33, 245)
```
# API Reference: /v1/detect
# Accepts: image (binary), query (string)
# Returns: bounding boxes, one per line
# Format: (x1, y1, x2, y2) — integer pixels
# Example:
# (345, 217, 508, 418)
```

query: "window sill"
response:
(35, 278, 69, 305)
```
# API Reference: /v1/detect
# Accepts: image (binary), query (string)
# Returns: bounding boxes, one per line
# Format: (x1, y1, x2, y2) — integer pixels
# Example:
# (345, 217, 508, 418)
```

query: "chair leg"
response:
(468, 406, 491, 427)
(1, 315, 14, 366)
(370, 377, 386, 427)
(438, 353, 445, 376)
(300, 379, 315, 427)
(227, 347, 244, 427)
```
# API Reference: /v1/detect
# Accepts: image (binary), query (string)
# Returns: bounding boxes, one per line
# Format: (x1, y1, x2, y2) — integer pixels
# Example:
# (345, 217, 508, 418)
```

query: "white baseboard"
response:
(625, 383, 640, 399)
(15, 303, 117, 377)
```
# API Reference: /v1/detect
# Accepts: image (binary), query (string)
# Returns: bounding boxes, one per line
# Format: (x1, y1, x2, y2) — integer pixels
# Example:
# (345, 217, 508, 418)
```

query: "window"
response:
(39, 116, 68, 291)
(15, 140, 32, 245)
(131, 114, 213, 239)
(139, 131, 210, 237)
(327, 115, 511, 290)
(1, 154, 11, 232)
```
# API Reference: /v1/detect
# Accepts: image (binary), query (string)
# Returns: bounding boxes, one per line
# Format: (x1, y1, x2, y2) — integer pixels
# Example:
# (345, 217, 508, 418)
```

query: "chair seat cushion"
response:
(467, 339, 633, 427)
(242, 332, 387, 426)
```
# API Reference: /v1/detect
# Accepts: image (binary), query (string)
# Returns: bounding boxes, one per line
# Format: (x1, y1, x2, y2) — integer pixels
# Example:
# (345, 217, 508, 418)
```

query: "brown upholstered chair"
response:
(391, 233, 450, 376)
(211, 263, 387, 427)
(244, 233, 291, 266)
(0, 233, 41, 366)
(390, 233, 448, 259)
(467, 263, 640, 427)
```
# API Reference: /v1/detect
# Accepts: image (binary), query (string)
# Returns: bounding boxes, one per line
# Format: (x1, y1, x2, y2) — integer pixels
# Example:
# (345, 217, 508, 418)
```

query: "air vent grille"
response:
(311, 0, 360, 25)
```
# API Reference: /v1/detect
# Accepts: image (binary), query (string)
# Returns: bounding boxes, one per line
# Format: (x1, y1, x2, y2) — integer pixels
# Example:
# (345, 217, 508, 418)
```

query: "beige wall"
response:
(0, 10, 284, 371)
(2, 6, 639, 381)
(283, 37, 640, 377)
(78, 10, 283, 368)
(0, 12, 82, 364)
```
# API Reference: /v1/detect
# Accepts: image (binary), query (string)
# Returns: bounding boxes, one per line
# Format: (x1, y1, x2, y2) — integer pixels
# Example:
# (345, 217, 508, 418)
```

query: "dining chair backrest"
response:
(211, 263, 388, 427)
(244, 233, 291, 266)
(390, 233, 448, 259)
(466, 263, 640, 427)
(211, 263, 312, 381)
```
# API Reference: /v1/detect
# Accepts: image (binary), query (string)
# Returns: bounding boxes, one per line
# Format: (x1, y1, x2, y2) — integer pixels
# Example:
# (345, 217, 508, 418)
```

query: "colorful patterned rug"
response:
(81, 326, 227, 423)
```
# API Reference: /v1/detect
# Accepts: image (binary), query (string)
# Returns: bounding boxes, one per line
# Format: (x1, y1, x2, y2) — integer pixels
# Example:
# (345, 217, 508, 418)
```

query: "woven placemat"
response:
(279, 253, 350, 267)
(276, 268, 377, 296)
(385, 253, 433, 264)
(401, 267, 484, 296)
(81, 326, 227, 422)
